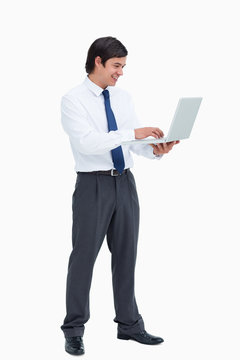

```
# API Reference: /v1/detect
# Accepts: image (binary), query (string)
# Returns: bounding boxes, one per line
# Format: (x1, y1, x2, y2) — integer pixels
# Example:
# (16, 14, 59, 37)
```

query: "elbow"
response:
(70, 131, 119, 155)
(74, 139, 107, 155)
(70, 132, 102, 155)
(77, 143, 98, 155)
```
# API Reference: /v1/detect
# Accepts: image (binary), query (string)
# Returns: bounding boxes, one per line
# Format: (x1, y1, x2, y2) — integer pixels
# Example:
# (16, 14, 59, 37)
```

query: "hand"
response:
(134, 127, 164, 140)
(150, 140, 180, 155)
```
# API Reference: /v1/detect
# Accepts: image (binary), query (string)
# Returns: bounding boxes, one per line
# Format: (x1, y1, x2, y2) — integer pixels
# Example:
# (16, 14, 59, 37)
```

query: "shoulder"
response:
(61, 82, 89, 117)
(61, 81, 89, 113)
(63, 82, 86, 100)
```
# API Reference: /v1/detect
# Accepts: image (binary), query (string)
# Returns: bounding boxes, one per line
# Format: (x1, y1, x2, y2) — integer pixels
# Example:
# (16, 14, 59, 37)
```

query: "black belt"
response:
(77, 169, 129, 176)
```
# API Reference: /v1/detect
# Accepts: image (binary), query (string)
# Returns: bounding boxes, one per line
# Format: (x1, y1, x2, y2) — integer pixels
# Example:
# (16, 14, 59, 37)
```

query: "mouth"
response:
(112, 75, 118, 81)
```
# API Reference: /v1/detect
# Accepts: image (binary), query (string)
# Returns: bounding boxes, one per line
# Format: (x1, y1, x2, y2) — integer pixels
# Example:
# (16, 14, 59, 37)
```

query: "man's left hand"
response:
(150, 140, 180, 155)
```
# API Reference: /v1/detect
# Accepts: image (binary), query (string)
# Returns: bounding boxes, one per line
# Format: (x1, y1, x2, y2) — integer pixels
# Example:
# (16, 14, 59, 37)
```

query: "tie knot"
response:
(102, 89, 109, 99)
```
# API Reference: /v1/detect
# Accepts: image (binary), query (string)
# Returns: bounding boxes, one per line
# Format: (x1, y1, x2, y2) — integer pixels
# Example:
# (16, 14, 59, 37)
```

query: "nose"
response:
(117, 67, 123, 76)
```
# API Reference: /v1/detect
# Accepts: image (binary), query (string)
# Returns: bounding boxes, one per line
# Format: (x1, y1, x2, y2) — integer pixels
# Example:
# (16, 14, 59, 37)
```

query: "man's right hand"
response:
(134, 127, 164, 140)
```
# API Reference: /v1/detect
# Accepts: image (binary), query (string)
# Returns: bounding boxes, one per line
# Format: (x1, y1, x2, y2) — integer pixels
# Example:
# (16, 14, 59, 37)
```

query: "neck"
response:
(88, 74, 107, 89)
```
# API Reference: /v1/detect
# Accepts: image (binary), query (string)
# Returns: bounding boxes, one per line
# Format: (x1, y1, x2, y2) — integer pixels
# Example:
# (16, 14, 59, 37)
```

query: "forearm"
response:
(129, 143, 163, 160)
(69, 128, 135, 155)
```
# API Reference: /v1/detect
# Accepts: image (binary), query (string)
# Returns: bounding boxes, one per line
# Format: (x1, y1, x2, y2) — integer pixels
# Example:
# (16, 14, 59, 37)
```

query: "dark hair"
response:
(85, 36, 128, 74)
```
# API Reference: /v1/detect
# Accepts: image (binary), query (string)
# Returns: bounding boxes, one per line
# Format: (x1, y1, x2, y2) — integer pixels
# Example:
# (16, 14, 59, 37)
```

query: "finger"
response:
(152, 128, 164, 138)
(168, 142, 174, 150)
(156, 128, 164, 138)
(151, 131, 159, 138)
(149, 143, 159, 155)
(154, 128, 164, 137)
(167, 140, 179, 145)
(149, 144, 156, 148)
(164, 142, 171, 153)
(165, 141, 175, 151)
(151, 130, 159, 138)
(159, 129, 164, 137)
(162, 142, 168, 150)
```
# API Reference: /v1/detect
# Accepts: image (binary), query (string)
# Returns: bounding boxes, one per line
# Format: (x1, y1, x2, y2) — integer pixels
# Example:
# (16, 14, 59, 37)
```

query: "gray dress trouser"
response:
(60, 169, 145, 337)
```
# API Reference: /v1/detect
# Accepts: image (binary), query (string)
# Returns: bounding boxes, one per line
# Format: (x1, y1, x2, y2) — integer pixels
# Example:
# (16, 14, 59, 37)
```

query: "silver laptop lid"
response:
(166, 97, 202, 142)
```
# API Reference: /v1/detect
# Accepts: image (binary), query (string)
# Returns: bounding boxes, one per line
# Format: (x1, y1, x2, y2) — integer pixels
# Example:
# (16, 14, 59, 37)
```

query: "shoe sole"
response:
(117, 334, 131, 340)
(117, 334, 164, 345)
(65, 348, 85, 356)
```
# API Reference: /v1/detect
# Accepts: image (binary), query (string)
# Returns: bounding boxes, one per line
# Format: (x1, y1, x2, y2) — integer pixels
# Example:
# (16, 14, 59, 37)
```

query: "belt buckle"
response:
(111, 169, 119, 176)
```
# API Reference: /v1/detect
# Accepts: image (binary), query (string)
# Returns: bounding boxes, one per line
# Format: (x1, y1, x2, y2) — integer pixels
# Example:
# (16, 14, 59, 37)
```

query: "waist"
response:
(77, 169, 130, 176)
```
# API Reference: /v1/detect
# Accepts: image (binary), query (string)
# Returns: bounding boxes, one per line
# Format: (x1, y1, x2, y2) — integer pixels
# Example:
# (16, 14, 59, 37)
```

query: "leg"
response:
(106, 170, 145, 335)
(61, 173, 116, 337)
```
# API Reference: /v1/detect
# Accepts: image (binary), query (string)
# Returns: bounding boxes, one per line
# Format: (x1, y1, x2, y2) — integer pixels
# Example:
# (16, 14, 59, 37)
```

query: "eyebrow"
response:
(114, 62, 126, 67)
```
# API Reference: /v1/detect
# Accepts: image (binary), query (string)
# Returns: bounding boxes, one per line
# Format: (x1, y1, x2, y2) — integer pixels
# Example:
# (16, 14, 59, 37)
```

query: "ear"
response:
(95, 56, 102, 69)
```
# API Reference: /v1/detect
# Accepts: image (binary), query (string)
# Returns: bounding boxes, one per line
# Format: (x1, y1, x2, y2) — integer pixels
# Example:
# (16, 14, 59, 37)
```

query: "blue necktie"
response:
(102, 89, 125, 174)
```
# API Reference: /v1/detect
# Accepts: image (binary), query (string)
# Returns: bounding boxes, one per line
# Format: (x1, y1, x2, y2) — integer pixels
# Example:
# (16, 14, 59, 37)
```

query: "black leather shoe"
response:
(65, 336, 85, 355)
(117, 330, 164, 345)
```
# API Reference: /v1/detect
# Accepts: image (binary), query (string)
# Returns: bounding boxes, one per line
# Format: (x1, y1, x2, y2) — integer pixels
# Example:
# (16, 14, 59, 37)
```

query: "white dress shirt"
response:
(61, 76, 162, 172)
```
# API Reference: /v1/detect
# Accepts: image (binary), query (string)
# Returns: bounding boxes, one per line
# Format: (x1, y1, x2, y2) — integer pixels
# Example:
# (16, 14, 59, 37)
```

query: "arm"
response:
(128, 97, 179, 158)
(61, 95, 135, 155)
(130, 129, 164, 160)
(127, 98, 164, 159)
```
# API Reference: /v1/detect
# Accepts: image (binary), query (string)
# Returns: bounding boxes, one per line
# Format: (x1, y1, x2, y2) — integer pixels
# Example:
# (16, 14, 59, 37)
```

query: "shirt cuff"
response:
(140, 144, 164, 159)
(151, 146, 163, 160)
(154, 153, 163, 160)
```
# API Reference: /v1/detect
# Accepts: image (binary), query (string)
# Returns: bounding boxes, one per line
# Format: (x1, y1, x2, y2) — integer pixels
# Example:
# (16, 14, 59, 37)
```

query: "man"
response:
(60, 36, 179, 356)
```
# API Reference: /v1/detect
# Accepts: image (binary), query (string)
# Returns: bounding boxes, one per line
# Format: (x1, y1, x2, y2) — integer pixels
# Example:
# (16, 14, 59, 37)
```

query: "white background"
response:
(1, 0, 240, 359)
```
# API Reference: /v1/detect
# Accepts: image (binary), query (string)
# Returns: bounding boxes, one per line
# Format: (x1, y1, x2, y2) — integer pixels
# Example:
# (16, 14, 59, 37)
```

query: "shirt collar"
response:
(84, 76, 111, 97)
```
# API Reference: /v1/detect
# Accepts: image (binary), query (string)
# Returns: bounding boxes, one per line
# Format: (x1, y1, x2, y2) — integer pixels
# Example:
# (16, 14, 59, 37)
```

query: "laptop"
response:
(122, 97, 202, 145)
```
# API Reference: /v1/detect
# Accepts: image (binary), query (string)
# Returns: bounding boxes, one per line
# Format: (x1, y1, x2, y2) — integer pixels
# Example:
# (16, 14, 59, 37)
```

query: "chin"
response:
(109, 78, 117, 86)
